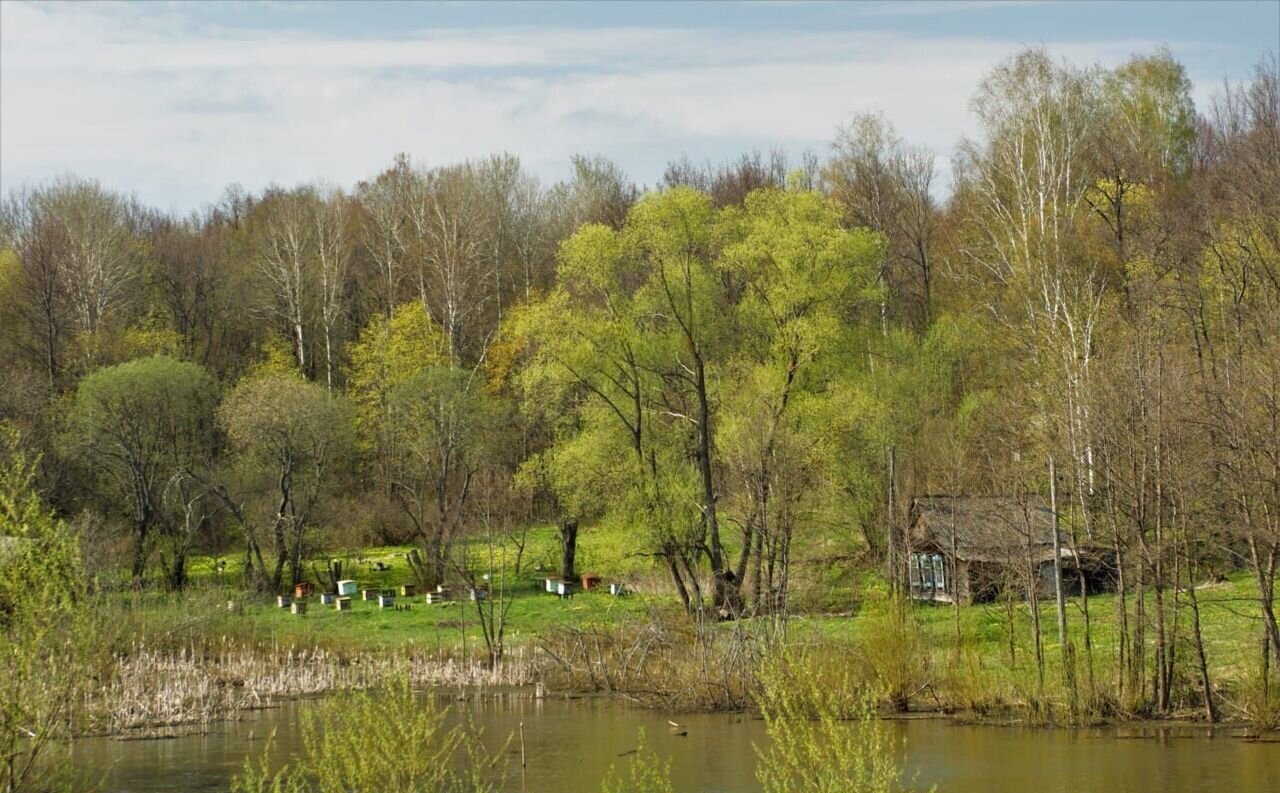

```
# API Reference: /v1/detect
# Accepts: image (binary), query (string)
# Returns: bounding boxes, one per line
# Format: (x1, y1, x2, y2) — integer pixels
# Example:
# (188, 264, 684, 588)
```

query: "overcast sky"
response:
(2, 0, 1277, 213)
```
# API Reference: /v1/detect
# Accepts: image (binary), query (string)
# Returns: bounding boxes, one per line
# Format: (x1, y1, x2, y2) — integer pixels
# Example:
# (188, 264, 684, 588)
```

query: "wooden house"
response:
(906, 495, 1094, 604)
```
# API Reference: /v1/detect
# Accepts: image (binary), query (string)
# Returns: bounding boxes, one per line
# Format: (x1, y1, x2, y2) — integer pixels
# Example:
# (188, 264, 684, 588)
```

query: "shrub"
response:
(754, 647, 910, 793)
(231, 678, 507, 792)
(599, 729, 673, 793)
(855, 598, 930, 711)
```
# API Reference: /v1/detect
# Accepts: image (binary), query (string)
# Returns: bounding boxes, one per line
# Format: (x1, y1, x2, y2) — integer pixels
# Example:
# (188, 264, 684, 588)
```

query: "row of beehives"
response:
(232, 575, 629, 617)
(539, 573, 626, 598)
(239, 580, 491, 616)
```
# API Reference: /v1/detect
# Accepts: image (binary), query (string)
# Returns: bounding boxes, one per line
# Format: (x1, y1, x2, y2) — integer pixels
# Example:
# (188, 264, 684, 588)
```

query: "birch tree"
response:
(255, 190, 314, 376)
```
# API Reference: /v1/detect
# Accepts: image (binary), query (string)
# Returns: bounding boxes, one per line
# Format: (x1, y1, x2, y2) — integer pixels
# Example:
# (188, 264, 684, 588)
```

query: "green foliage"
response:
(228, 733, 307, 793)
(856, 599, 932, 711)
(388, 366, 507, 470)
(247, 334, 305, 381)
(231, 678, 506, 793)
(219, 373, 355, 587)
(220, 374, 354, 470)
(62, 355, 219, 583)
(524, 185, 887, 605)
(755, 646, 908, 793)
(0, 423, 91, 792)
(66, 356, 218, 462)
(347, 302, 449, 434)
(600, 729, 674, 793)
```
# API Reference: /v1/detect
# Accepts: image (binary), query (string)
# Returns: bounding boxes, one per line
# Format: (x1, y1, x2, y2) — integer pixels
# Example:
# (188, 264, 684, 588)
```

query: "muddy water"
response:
(74, 695, 1277, 792)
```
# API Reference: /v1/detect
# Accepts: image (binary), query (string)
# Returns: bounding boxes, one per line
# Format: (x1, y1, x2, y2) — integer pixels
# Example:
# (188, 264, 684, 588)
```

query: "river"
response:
(74, 695, 1277, 792)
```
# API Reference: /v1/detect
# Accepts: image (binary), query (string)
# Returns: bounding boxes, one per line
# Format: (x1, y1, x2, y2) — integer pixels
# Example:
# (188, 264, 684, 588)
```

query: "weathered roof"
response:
(908, 496, 1071, 563)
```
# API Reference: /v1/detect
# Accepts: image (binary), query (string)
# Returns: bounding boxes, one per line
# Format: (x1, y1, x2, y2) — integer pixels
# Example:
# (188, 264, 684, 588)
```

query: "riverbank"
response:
(82, 557, 1279, 736)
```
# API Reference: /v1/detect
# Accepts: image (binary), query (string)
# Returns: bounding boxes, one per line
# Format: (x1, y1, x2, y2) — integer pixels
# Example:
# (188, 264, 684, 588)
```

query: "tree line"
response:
(1, 47, 1277, 713)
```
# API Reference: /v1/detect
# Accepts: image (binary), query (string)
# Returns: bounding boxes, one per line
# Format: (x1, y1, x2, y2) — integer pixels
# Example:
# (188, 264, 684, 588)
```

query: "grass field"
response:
(111, 518, 1275, 718)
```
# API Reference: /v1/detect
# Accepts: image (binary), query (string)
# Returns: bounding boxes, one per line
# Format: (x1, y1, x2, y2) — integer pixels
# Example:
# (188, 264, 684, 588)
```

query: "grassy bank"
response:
(73, 506, 1276, 733)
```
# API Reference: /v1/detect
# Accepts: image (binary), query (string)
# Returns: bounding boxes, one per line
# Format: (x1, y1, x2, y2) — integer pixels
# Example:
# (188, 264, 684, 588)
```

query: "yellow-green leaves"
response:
(347, 301, 448, 452)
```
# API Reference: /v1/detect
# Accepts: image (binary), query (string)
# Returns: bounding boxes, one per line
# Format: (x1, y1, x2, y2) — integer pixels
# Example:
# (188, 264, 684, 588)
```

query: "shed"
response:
(906, 495, 1092, 604)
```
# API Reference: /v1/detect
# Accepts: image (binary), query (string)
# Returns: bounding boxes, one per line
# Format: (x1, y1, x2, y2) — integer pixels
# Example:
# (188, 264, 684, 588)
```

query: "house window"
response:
(932, 554, 946, 591)
(909, 553, 922, 587)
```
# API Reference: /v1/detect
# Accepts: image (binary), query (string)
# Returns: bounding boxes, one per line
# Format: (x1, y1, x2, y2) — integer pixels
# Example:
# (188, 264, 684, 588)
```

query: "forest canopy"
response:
(1, 48, 1278, 677)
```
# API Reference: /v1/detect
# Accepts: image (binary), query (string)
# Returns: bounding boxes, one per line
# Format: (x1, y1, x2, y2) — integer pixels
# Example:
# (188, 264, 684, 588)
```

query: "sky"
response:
(1, 0, 1277, 213)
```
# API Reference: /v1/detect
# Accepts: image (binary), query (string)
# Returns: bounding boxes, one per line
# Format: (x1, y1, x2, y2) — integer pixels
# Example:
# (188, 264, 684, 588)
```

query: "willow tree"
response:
(63, 355, 217, 587)
(717, 186, 882, 614)
(386, 366, 506, 588)
(515, 219, 700, 609)
(521, 185, 882, 617)
(347, 301, 448, 511)
(626, 187, 738, 613)
(219, 373, 354, 590)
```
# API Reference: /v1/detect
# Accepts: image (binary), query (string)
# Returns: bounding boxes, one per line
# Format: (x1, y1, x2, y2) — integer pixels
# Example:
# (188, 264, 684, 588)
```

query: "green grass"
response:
(215, 579, 658, 652)
(788, 568, 1270, 705)
(144, 524, 662, 652)
(130, 521, 1276, 709)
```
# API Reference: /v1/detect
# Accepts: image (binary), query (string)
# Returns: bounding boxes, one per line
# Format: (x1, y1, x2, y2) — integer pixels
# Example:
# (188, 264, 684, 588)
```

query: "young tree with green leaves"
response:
(1, 423, 92, 793)
(62, 355, 218, 587)
(219, 373, 354, 590)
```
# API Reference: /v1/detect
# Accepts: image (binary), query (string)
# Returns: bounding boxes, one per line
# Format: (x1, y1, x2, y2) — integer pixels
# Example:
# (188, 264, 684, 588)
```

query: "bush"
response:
(1234, 659, 1280, 731)
(0, 423, 96, 793)
(231, 678, 507, 793)
(754, 647, 910, 793)
(855, 598, 931, 711)
(599, 729, 673, 793)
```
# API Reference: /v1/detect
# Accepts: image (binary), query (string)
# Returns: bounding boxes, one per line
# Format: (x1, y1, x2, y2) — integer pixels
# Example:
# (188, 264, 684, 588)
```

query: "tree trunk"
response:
(1247, 537, 1280, 666)
(559, 518, 578, 582)
(1049, 457, 1069, 671)
(1186, 577, 1217, 722)
(130, 521, 148, 588)
(693, 355, 730, 615)
(665, 549, 693, 614)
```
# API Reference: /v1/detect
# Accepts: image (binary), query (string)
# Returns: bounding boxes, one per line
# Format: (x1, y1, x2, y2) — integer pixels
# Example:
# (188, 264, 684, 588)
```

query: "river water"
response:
(74, 695, 1277, 792)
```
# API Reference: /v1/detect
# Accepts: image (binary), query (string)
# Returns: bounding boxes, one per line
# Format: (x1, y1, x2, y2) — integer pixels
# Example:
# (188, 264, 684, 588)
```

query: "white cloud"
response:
(0, 0, 1236, 211)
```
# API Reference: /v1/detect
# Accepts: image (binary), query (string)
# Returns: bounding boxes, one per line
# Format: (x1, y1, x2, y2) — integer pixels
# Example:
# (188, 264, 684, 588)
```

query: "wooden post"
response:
(519, 721, 526, 768)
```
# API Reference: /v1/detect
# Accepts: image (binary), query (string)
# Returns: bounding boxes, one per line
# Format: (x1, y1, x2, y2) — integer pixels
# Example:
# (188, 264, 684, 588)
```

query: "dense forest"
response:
(2, 46, 1278, 721)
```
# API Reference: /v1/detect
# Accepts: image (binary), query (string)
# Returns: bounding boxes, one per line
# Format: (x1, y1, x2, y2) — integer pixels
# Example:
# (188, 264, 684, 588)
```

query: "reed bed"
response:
(83, 641, 545, 736)
(538, 612, 764, 712)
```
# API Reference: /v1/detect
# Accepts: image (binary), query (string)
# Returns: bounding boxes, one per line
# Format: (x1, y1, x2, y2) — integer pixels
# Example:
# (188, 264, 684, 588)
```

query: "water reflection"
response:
(73, 696, 1278, 793)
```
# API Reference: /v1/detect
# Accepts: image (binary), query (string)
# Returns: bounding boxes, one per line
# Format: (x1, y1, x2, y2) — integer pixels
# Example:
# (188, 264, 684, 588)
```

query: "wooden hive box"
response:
(291, 601, 308, 615)
(337, 580, 358, 596)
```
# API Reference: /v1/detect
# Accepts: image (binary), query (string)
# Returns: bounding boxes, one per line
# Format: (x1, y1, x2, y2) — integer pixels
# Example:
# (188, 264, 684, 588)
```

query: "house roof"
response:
(908, 496, 1071, 564)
